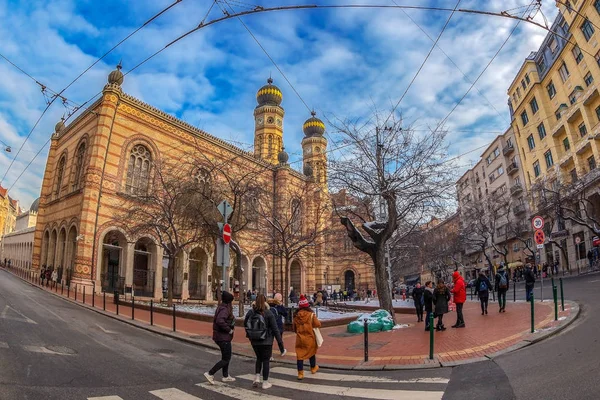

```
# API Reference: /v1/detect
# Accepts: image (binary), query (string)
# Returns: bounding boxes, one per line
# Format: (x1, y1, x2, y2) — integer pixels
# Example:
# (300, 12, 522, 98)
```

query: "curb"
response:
(1, 268, 581, 371)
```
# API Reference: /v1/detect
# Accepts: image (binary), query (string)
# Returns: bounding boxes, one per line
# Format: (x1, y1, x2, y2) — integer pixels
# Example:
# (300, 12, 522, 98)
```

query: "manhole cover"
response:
(349, 341, 387, 350)
(154, 349, 174, 354)
(45, 346, 77, 355)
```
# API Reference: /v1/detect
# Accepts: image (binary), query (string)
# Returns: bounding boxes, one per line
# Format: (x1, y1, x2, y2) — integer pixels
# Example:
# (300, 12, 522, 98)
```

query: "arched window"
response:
(55, 156, 66, 198)
(193, 168, 210, 194)
(291, 198, 302, 235)
(268, 135, 273, 156)
(72, 142, 86, 190)
(126, 144, 152, 196)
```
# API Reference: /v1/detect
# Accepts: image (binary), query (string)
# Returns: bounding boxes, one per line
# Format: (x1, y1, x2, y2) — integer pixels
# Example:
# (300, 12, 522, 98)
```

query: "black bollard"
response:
(75, 285, 78, 302)
(61, 283, 63, 296)
(559, 278, 565, 311)
(513, 280, 516, 302)
(364, 319, 369, 362)
(150, 300, 154, 326)
(553, 286, 558, 321)
(103, 291, 106, 311)
(67, 284, 70, 299)
(92, 283, 95, 308)
(530, 293, 535, 333)
(83, 286, 86, 304)
(131, 297, 135, 320)
(173, 304, 176, 332)
(429, 313, 435, 360)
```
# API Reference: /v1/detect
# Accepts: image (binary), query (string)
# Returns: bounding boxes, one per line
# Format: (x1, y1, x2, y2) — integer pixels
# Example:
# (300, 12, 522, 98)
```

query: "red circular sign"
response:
(534, 229, 545, 245)
(222, 223, 231, 244)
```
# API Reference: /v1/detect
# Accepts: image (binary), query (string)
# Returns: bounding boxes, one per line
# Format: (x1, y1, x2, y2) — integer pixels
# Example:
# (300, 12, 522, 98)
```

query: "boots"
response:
(297, 370, 304, 380)
(311, 365, 319, 374)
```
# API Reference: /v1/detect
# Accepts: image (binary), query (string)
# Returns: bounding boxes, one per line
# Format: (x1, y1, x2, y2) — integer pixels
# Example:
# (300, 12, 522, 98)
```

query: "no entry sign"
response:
(222, 223, 231, 244)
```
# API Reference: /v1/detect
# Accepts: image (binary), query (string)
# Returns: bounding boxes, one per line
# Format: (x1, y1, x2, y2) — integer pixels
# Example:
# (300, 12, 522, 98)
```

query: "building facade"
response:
(0, 198, 38, 269)
(31, 66, 373, 300)
(0, 185, 19, 236)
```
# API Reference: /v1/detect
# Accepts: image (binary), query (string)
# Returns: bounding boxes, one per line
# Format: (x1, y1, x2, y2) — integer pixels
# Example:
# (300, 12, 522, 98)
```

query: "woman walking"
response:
(412, 282, 425, 322)
(244, 294, 286, 389)
(204, 291, 236, 384)
(293, 295, 322, 380)
(475, 271, 492, 315)
(432, 280, 451, 331)
(423, 281, 434, 331)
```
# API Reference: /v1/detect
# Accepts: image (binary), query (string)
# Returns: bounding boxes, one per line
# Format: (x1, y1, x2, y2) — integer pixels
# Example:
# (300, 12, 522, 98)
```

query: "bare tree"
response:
(329, 113, 455, 323)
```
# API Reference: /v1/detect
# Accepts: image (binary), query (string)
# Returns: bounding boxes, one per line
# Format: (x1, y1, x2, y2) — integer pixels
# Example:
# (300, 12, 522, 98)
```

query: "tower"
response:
(254, 78, 284, 164)
(301, 111, 328, 190)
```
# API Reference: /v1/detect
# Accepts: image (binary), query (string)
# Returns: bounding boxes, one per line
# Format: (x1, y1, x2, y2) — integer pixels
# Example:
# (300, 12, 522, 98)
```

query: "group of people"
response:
(205, 291, 321, 389)
(39, 265, 59, 288)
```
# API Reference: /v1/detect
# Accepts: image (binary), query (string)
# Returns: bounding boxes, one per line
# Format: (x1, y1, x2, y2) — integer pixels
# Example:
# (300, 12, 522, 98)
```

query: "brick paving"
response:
(6, 267, 576, 368)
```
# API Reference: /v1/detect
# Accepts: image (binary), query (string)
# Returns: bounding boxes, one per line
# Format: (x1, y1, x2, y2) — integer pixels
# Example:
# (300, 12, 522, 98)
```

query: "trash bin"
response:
(114, 291, 119, 304)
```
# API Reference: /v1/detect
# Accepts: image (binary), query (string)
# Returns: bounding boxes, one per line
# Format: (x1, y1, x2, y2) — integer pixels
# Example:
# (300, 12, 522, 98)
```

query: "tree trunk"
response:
(373, 245, 395, 324)
(167, 255, 175, 307)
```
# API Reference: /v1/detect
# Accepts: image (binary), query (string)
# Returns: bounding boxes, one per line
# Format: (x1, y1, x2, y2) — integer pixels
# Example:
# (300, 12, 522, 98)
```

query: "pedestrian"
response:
(293, 295, 322, 380)
(322, 290, 328, 307)
(412, 282, 424, 322)
(451, 271, 466, 328)
(316, 291, 323, 306)
(423, 281, 434, 331)
(495, 265, 509, 313)
(40, 265, 46, 286)
(244, 294, 286, 389)
(267, 293, 287, 336)
(204, 291, 236, 384)
(45, 267, 52, 287)
(474, 271, 492, 315)
(432, 280, 451, 331)
(524, 264, 536, 302)
(332, 290, 338, 302)
(51, 268, 58, 289)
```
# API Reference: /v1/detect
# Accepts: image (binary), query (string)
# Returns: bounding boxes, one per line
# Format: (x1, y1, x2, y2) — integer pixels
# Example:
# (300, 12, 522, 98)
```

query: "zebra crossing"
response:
(87, 367, 447, 400)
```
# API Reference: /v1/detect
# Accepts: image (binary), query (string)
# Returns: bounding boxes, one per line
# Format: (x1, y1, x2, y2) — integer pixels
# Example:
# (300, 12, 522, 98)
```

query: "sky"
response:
(0, 0, 559, 210)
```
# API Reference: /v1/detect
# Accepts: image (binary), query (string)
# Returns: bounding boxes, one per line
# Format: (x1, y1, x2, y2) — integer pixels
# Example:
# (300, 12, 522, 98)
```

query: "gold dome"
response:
(256, 77, 282, 106)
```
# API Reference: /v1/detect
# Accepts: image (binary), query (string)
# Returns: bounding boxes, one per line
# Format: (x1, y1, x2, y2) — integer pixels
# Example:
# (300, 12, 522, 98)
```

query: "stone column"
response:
(154, 247, 164, 300)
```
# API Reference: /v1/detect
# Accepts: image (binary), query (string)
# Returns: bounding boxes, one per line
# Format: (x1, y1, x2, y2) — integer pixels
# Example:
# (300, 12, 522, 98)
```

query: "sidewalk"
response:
(3, 266, 579, 370)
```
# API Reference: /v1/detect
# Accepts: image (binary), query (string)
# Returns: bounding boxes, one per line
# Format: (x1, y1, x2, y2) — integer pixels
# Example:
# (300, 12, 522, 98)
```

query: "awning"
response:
(508, 262, 523, 268)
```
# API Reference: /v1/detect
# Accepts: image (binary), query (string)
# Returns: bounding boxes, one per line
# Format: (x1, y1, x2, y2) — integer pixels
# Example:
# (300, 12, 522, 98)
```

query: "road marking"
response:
(150, 388, 203, 400)
(0, 342, 8, 348)
(589, 279, 600, 283)
(270, 367, 449, 383)
(96, 323, 116, 334)
(88, 397, 124, 400)
(197, 382, 291, 399)
(237, 375, 444, 399)
(22, 345, 74, 356)
(0, 305, 37, 324)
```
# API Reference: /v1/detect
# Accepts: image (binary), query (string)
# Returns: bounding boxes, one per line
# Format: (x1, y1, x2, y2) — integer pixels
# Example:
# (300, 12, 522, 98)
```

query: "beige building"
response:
(1, 198, 38, 269)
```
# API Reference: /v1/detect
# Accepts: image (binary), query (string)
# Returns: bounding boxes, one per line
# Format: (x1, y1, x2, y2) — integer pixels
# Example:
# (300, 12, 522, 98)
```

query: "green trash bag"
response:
(347, 320, 364, 333)
(380, 318, 394, 331)
(367, 318, 383, 332)
(371, 309, 392, 319)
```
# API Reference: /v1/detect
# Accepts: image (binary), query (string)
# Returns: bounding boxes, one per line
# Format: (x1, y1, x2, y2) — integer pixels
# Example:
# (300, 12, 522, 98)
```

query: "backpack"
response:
(245, 310, 267, 340)
(271, 306, 279, 320)
(499, 273, 508, 289)
(479, 280, 488, 292)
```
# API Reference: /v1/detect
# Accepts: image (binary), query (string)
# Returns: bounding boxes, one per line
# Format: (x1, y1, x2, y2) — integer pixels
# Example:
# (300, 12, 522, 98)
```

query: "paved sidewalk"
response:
(4, 267, 579, 370)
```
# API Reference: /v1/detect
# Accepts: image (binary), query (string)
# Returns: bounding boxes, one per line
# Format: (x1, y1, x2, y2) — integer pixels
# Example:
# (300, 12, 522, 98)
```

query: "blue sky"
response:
(0, 0, 558, 209)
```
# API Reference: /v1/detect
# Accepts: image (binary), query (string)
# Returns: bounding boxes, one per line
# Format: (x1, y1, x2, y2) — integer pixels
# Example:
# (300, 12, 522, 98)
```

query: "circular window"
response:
(267, 117, 274, 124)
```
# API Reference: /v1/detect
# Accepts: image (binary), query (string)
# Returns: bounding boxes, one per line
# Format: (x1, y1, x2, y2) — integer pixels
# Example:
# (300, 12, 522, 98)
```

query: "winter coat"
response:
(267, 299, 288, 334)
(212, 303, 234, 342)
(424, 288, 434, 313)
(293, 308, 322, 360)
(524, 268, 536, 287)
(433, 286, 451, 315)
(412, 287, 425, 307)
(474, 275, 492, 297)
(451, 271, 466, 304)
(316, 292, 323, 305)
(244, 303, 284, 350)
(495, 270, 510, 292)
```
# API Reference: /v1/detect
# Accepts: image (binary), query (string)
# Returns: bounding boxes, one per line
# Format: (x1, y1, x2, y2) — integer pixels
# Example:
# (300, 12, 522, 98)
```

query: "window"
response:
(493, 147, 500, 157)
(507, 138, 513, 147)
(513, 243, 520, 252)
(596, 105, 600, 121)
(55, 156, 66, 197)
(544, 150, 554, 168)
(570, 168, 578, 182)
(525, 73, 530, 85)
(515, 176, 521, 185)
(126, 144, 152, 196)
(579, 122, 588, 137)
(589, 155, 597, 170)
(533, 161, 541, 177)
(527, 134, 536, 150)
(521, 110, 529, 125)
(489, 172, 496, 183)
(596, 0, 600, 14)
(517, 87, 521, 98)
(575, 232, 586, 260)
(547, 81, 557, 99)
(572, 46, 584, 64)
(549, 38, 559, 53)
(559, 62, 570, 82)
(563, 137, 571, 151)
(497, 166, 504, 175)
(530, 97, 539, 114)
(72, 142, 86, 190)
(537, 123, 547, 139)
(556, 108, 562, 121)
(585, 72, 594, 87)
(569, 90, 578, 105)
(561, 20, 570, 34)
(565, 0, 573, 13)
(521, 79, 526, 90)
(538, 58, 547, 73)
(581, 19, 595, 41)
(486, 155, 493, 165)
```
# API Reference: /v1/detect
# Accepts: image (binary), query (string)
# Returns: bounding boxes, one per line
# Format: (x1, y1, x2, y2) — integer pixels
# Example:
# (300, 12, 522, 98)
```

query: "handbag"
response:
(311, 314, 324, 347)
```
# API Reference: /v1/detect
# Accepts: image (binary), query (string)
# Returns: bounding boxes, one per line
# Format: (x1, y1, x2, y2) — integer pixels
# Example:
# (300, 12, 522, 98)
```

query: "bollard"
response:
(513, 281, 516, 302)
(530, 293, 535, 333)
(150, 299, 154, 326)
(173, 304, 176, 332)
(429, 313, 434, 360)
(553, 286, 558, 321)
(61, 283, 63, 296)
(559, 278, 565, 311)
(131, 297, 135, 320)
(67, 285, 70, 299)
(92, 283, 95, 308)
(75, 285, 78, 302)
(83, 286, 86, 304)
(316, 306, 319, 318)
(363, 319, 369, 362)
(103, 291, 106, 311)
(116, 294, 120, 315)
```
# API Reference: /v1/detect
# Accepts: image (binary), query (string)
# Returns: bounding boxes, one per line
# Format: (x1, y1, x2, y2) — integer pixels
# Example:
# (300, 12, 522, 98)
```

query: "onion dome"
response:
(30, 197, 40, 213)
(108, 62, 124, 86)
(303, 163, 314, 177)
(55, 118, 65, 133)
(256, 77, 282, 106)
(278, 147, 289, 164)
(303, 111, 325, 137)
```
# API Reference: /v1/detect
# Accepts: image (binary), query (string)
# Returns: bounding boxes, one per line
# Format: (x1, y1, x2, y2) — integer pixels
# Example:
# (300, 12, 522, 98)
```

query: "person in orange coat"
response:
(293, 295, 322, 380)
(451, 271, 467, 328)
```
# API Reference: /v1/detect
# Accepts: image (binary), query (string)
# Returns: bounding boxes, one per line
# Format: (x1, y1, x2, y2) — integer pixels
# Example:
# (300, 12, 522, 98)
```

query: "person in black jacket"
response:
(244, 294, 286, 389)
(433, 280, 451, 331)
(524, 264, 536, 302)
(204, 291, 236, 384)
(495, 266, 510, 313)
(412, 282, 425, 322)
(474, 271, 492, 315)
(423, 281, 434, 331)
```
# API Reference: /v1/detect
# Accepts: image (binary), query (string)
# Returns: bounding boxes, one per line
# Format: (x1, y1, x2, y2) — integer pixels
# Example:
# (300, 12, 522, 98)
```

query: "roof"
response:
(0, 185, 6, 198)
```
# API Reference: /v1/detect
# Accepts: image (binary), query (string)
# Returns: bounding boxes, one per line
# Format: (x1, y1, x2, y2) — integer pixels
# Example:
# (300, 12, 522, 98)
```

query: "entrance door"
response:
(344, 270, 355, 291)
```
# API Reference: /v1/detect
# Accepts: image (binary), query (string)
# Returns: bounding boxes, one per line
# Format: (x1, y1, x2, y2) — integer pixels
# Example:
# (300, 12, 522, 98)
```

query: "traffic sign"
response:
(532, 216, 544, 230)
(536, 244, 544, 249)
(534, 229, 545, 245)
(222, 223, 231, 244)
(217, 200, 233, 222)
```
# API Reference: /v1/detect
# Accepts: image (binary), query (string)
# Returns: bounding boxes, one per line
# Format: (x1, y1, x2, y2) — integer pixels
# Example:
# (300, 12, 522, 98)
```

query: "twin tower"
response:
(253, 78, 327, 187)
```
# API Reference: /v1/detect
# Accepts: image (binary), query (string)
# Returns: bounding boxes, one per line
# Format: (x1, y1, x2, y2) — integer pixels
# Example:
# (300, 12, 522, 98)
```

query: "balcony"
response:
(514, 203, 526, 215)
(510, 183, 523, 196)
(503, 144, 515, 156)
(507, 162, 519, 175)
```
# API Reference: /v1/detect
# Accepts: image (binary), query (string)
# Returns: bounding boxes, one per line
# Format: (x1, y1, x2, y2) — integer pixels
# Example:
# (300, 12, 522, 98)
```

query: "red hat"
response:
(298, 295, 310, 308)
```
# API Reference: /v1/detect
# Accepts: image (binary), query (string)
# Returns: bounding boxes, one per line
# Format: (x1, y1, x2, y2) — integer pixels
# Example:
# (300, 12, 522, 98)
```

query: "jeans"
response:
(479, 295, 489, 313)
(498, 290, 507, 310)
(209, 341, 232, 377)
(297, 355, 316, 371)
(415, 304, 424, 321)
(456, 303, 464, 325)
(526, 285, 534, 302)
(425, 311, 433, 329)
(252, 344, 273, 381)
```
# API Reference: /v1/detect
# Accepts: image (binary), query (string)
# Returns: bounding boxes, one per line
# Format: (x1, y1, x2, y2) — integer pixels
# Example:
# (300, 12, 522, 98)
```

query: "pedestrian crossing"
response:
(87, 367, 447, 400)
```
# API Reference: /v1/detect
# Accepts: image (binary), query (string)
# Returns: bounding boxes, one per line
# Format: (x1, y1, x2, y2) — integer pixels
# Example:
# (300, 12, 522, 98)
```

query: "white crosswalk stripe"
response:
(270, 366, 450, 384)
(87, 396, 124, 400)
(197, 381, 292, 399)
(150, 388, 202, 400)
(237, 374, 444, 400)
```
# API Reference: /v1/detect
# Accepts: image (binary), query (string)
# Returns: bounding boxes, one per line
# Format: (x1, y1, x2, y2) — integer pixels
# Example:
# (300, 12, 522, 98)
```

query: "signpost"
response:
(533, 216, 545, 302)
(216, 200, 233, 291)
(575, 236, 582, 275)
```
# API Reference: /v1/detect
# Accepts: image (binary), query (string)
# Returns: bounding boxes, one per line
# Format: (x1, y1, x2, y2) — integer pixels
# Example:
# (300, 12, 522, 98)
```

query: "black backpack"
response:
(245, 310, 267, 340)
